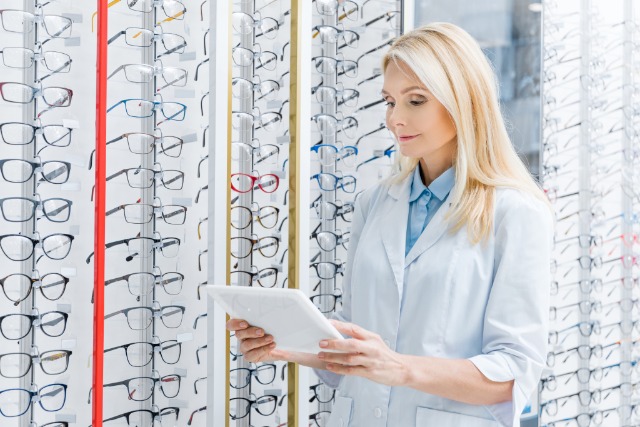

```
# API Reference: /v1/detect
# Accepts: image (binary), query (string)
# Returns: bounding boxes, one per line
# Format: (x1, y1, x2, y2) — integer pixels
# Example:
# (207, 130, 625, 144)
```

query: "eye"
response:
(384, 99, 395, 107)
(409, 98, 426, 106)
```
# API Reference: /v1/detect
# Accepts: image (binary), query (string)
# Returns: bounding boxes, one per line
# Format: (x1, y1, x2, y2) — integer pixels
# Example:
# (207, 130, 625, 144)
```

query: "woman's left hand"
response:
(318, 319, 409, 387)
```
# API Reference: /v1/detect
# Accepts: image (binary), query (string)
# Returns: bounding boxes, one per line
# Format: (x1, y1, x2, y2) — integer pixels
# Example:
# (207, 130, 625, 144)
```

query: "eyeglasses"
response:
(0, 233, 74, 262)
(108, 62, 188, 89)
(0, 47, 71, 73)
(230, 266, 278, 287)
(104, 340, 182, 367)
(314, 0, 358, 20)
(311, 144, 358, 168)
(232, 45, 278, 71)
(312, 25, 359, 48)
(311, 173, 357, 193)
(231, 204, 280, 229)
(232, 140, 280, 165)
(0, 158, 71, 184)
(312, 83, 359, 107)
(105, 304, 185, 330)
(108, 26, 187, 56)
(230, 395, 278, 420)
(310, 291, 343, 313)
(232, 109, 283, 132)
(309, 410, 332, 426)
(311, 56, 357, 77)
(310, 260, 344, 279)
(232, 76, 280, 101)
(105, 167, 184, 190)
(103, 406, 179, 426)
(104, 270, 184, 297)
(357, 145, 395, 171)
(231, 173, 279, 193)
(312, 198, 354, 222)
(0, 310, 69, 340)
(542, 389, 602, 417)
(0, 9, 72, 38)
(0, 272, 69, 304)
(0, 383, 67, 417)
(548, 321, 600, 346)
(105, 201, 187, 225)
(310, 223, 350, 252)
(309, 383, 335, 403)
(88, 132, 183, 169)
(0, 196, 72, 222)
(232, 11, 279, 39)
(230, 235, 280, 259)
(0, 349, 72, 378)
(122, 0, 186, 18)
(107, 98, 187, 121)
(0, 121, 72, 147)
(0, 82, 72, 107)
(311, 113, 358, 138)
(363, 10, 400, 30)
(102, 374, 181, 401)
(85, 235, 181, 263)
(230, 364, 276, 389)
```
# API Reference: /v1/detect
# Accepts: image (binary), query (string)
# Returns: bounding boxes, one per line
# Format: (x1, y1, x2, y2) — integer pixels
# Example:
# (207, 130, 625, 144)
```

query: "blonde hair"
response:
(382, 22, 550, 244)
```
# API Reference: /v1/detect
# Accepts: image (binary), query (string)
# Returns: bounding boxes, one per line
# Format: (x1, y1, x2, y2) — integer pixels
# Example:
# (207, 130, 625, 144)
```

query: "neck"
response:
(419, 148, 454, 187)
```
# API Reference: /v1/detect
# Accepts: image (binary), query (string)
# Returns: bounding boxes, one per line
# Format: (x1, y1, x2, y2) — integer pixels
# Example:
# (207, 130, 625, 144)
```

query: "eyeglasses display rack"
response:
(540, 0, 640, 426)
(0, 0, 78, 425)
(0, 0, 414, 426)
(307, 0, 404, 424)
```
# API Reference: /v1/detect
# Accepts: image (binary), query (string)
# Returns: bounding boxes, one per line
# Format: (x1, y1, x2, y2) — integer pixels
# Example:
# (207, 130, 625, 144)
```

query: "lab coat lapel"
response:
(404, 189, 455, 267)
(380, 175, 411, 293)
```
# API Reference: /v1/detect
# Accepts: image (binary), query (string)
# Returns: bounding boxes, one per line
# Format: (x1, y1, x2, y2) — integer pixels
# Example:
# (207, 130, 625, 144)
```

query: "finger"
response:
(319, 351, 365, 366)
(270, 349, 292, 361)
(226, 319, 249, 331)
(329, 320, 373, 340)
(325, 362, 367, 376)
(319, 338, 363, 353)
(239, 335, 274, 354)
(245, 342, 277, 363)
(235, 326, 265, 340)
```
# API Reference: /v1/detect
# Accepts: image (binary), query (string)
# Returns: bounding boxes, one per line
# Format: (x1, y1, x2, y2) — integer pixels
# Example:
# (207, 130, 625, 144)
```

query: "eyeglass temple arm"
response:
(38, 58, 73, 83)
(89, 135, 125, 169)
(108, 30, 125, 45)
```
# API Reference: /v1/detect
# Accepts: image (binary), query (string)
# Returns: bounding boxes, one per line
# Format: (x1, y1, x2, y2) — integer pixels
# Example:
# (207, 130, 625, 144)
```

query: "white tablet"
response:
(209, 286, 345, 354)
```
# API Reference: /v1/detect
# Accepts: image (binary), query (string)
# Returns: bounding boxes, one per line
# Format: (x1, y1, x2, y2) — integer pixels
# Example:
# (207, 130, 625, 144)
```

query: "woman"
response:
(227, 22, 553, 427)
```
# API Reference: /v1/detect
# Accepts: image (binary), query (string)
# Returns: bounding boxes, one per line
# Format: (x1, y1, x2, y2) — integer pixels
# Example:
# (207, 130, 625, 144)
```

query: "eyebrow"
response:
(381, 86, 428, 96)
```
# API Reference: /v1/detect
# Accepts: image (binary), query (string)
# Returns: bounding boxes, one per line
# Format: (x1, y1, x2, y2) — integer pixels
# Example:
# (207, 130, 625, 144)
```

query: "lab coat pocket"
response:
(415, 406, 499, 427)
(327, 396, 353, 427)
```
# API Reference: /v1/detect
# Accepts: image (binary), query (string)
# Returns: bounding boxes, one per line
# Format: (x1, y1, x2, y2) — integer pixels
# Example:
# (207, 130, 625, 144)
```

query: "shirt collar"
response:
(409, 165, 455, 202)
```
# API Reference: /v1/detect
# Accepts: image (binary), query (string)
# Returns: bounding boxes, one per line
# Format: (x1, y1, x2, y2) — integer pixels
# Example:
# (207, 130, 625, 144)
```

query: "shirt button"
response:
(374, 407, 382, 418)
(424, 190, 431, 197)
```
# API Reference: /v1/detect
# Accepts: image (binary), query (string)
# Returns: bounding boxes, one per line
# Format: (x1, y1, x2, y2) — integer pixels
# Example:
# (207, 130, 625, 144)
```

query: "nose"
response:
(386, 104, 406, 130)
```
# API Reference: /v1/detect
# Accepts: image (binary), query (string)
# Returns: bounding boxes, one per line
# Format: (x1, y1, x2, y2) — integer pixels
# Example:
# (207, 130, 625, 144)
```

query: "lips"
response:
(398, 134, 418, 142)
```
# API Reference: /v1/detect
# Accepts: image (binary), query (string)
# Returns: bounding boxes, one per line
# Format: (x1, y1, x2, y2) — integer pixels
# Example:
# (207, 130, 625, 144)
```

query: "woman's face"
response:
(382, 60, 457, 163)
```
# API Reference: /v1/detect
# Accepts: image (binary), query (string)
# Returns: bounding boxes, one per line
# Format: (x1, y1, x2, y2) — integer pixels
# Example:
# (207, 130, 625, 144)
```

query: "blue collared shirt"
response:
(405, 166, 455, 255)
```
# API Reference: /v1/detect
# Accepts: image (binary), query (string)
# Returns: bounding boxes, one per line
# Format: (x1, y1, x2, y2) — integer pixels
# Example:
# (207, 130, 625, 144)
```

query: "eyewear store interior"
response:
(0, 0, 638, 426)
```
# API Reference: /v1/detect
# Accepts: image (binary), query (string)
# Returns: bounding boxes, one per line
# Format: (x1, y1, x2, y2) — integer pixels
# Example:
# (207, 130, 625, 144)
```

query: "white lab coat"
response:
(318, 173, 553, 427)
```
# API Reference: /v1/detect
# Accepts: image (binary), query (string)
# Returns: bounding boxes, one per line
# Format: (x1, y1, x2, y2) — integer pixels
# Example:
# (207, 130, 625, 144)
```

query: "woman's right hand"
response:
(226, 318, 281, 363)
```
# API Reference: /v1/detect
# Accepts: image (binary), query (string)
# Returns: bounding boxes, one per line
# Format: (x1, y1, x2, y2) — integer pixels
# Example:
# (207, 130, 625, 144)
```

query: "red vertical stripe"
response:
(92, 0, 107, 425)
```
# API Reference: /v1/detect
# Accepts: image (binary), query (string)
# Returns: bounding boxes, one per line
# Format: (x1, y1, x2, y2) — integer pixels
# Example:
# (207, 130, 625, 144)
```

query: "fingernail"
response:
(256, 329, 263, 336)
(326, 363, 333, 370)
(240, 322, 248, 328)
(265, 335, 273, 342)
(319, 340, 328, 348)
(269, 343, 276, 349)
